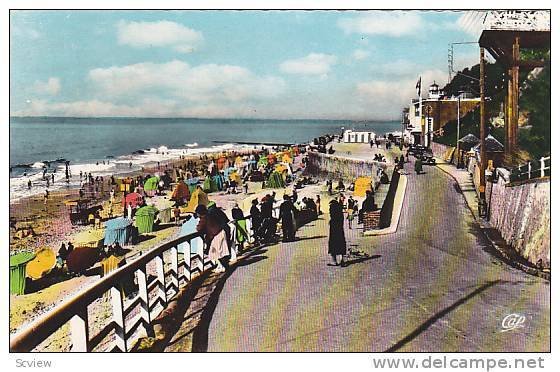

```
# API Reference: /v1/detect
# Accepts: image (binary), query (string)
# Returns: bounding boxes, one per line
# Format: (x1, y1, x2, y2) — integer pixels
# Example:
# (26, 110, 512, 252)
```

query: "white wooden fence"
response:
(10, 216, 254, 352)
(510, 156, 550, 182)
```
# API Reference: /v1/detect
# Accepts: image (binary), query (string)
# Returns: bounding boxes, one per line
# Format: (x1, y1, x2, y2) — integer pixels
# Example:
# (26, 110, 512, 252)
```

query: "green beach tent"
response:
(203, 176, 218, 193)
(135, 205, 159, 234)
(267, 171, 285, 188)
(144, 176, 159, 191)
(258, 156, 268, 167)
(10, 252, 36, 295)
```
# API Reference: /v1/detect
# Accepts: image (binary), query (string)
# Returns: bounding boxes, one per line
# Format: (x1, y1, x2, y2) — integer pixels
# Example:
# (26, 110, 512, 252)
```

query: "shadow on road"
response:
(342, 254, 381, 267)
(385, 280, 502, 352)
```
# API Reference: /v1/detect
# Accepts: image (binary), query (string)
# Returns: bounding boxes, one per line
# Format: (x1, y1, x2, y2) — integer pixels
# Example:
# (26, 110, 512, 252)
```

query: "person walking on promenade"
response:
(414, 158, 423, 175)
(250, 199, 262, 242)
(328, 199, 346, 267)
(280, 194, 297, 242)
(316, 195, 322, 215)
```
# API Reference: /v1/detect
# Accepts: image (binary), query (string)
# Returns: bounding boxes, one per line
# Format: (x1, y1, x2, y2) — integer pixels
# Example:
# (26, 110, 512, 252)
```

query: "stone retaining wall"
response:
(487, 176, 550, 268)
(305, 152, 385, 184)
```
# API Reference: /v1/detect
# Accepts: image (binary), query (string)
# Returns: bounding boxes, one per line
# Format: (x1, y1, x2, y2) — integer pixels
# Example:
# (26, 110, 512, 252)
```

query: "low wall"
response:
(487, 176, 550, 268)
(305, 152, 385, 184)
(431, 142, 453, 160)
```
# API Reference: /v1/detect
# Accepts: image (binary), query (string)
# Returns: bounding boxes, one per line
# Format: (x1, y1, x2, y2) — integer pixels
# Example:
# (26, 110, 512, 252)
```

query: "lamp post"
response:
(455, 89, 465, 168)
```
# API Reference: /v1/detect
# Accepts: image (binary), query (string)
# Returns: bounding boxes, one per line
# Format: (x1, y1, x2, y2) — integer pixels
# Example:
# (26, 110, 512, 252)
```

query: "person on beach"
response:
(347, 197, 357, 229)
(27, 179, 32, 190)
(250, 199, 262, 242)
(232, 204, 248, 253)
(316, 195, 322, 215)
(328, 199, 346, 267)
(359, 190, 376, 224)
(43, 189, 49, 210)
(280, 194, 297, 242)
(127, 203, 133, 220)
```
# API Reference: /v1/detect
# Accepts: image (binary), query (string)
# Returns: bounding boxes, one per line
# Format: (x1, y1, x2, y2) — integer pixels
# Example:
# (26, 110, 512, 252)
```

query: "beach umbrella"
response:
(73, 228, 105, 248)
(458, 134, 480, 151)
(104, 217, 133, 246)
(122, 192, 144, 208)
(9, 252, 36, 295)
(26, 248, 56, 280)
(66, 247, 99, 274)
(135, 205, 159, 234)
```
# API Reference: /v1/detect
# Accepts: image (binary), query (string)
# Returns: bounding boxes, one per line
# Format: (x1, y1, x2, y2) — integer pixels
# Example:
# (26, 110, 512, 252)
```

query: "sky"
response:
(10, 10, 483, 120)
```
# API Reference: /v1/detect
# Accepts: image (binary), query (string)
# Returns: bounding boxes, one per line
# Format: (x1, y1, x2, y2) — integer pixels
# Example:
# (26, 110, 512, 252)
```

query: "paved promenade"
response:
(158, 150, 549, 353)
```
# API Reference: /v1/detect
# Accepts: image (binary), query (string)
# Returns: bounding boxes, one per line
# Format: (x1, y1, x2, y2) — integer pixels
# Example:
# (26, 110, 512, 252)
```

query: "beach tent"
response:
(135, 205, 159, 234)
(26, 248, 56, 280)
(144, 176, 159, 196)
(185, 177, 199, 193)
(66, 247, 99, 274)
(74, 229, 105, 248)
(258, 156, 268, 167)
(267, 171, 285, 188)
(203, 176, 218, 193)
(229, 171, 242, 184)
(122, 192, 144, 208)
(152, 197, 175, 224)
(171, 182, 191, 203)
(282, 152, 293, 164)
(104, 217, 134, 246)
(354, 177, 373, 197)
(177, 216, 203, 257)
(10, 252, 35, 295)
(275, 164, 288, 174)
(235, 156, 244, 167)
(267, 154, 277, 165)
(213, 174, 225, 191)
(184, 188, 210, 213)
(217, 157, 227, 170)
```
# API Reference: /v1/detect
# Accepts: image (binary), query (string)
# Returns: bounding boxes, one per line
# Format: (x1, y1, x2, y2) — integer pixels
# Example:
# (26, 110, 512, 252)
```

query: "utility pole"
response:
(456, 93, 461, 168)
(479, 47, 487, 217)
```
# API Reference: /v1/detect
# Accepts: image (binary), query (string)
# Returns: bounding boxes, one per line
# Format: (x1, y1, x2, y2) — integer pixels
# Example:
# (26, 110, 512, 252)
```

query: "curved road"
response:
(165, 160, 550, 352)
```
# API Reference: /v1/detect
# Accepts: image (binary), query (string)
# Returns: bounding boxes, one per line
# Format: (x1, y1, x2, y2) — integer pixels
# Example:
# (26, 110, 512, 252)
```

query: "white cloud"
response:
(32, 77, 61, 95)
(88, 60, 285, 103)
(117, 20, 203, 53)
(279, 53, 338, 75)
(338, 11, 424, 37)
(356, 69, 448, 114)
(352, 49, 370, 61)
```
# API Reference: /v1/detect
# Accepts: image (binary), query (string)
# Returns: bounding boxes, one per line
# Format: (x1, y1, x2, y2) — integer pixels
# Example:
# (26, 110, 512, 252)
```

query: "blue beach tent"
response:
(104, 217, 134, 246)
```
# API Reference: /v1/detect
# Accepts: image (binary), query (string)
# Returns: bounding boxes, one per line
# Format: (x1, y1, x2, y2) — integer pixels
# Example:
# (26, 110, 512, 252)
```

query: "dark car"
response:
(421, 148, 436, 165)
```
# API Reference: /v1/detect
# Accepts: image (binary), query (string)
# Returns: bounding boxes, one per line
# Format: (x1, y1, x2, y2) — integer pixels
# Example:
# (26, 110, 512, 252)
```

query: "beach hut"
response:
(267, 171, 285, 188)
(10, 252, 35, 295)
(354, 177, 373, 197)
(143, 176, 159, 197)
(122, 192, 144, 208)
(135, 205, 159, 234)
(203, 176, 218, 193)
(184, 188, 210, 213)
(171, 182, 191, 203)
(118, 177, 133, 193)
(104, 217, 134, 246)
(26, 248, 56, 280)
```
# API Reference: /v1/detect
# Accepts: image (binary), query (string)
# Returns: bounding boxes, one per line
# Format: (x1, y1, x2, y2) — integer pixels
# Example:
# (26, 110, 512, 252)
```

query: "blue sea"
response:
(9, 117, 401, 200)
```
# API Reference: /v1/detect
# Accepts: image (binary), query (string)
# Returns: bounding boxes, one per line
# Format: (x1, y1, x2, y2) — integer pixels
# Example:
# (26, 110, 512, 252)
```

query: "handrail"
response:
(10, 211, 263, 352)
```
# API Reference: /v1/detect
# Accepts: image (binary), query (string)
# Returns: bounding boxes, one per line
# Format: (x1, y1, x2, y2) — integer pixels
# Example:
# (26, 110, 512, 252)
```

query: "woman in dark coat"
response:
(328, 199, 346, 266)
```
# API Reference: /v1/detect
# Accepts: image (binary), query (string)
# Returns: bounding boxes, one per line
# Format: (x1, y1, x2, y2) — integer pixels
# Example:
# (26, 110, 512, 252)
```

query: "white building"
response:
(343, 130, 376, 143)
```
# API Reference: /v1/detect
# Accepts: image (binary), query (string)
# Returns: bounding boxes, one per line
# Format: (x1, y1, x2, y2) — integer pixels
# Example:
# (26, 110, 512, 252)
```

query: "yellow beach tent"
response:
(183, 188, 210, 213)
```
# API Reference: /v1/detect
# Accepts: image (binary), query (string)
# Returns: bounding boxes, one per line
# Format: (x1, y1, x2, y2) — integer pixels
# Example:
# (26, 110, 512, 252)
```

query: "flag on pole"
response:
(416, 76, 422, 97)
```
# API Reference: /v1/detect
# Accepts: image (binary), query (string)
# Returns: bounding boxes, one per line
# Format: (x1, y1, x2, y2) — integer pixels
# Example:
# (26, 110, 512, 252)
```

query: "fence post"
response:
(70, 308, 89, 352)
(170, 246, 179, 293)
(110, 285, 127, 352)
(135, 267, 151, 337)
(155, 254, 167, 306)
(527, 161, 532, 180)
(540, 157, 545, 178)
